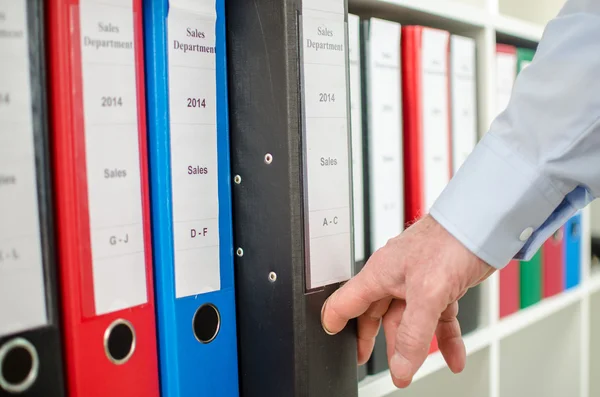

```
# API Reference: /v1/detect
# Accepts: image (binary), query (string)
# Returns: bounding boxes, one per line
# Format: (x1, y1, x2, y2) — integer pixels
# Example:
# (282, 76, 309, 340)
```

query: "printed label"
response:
(167, 3, 221, 298)
(421, 29, 450, 211)
(0, 0, 48, 337)
(367, 19, 403, 252)
(348, 14, 365, 263)
(301, 3, 352, 289)
(79, 0, 148, 315)
(450, 35, 477, 173)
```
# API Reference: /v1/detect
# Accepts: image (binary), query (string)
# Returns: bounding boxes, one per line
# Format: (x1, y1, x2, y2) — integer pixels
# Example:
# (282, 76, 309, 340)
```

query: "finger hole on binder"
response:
(104, 319, 136, 365)
(193, 304, 221, 344)
(0, 338, 39, 393)
(571, 222, 581, 238)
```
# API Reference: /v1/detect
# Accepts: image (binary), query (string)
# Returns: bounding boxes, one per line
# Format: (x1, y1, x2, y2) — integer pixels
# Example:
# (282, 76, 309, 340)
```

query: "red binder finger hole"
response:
(104, 319, 136, 365)
(0, 338, 39, 393)
(192, 304, 221, 344)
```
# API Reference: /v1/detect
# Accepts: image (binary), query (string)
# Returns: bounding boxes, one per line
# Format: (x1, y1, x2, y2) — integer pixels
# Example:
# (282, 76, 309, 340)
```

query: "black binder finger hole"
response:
(104, 319, 136, 365)
(0, 338, 39, 393)
(192, 304, 221, 343)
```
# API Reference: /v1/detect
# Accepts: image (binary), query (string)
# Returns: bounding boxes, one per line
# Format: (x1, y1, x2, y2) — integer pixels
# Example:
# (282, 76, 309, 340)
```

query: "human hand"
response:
(321, 215, 495, 388)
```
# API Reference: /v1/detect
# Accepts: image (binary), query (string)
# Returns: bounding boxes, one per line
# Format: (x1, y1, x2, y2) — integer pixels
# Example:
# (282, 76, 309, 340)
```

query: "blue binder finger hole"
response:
(192, 304, 221, 344)
(571, 222, 581, 238)
(0, 338, 39, 393)
(104, 319, 136, 365)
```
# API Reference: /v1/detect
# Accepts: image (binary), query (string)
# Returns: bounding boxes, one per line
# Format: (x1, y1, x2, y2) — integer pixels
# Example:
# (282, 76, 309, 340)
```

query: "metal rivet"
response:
(233, 175, 242, 184)
(268, 272, 277, 282)
(236, 248, 244, 257)
(264, 153, 273, 164)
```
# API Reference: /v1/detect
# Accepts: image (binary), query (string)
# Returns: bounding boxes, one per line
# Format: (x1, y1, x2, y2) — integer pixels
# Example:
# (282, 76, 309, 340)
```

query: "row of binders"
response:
(495, 45, 582, 318)
(348, 16, 483, 377)
(0, 1, 583, 396)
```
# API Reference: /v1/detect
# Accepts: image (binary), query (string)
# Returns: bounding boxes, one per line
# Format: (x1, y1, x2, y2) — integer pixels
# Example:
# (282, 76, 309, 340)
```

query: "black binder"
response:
(457, 285, 481, 336)
(0, 1, 65, 396)
(227, 0, 359, 395)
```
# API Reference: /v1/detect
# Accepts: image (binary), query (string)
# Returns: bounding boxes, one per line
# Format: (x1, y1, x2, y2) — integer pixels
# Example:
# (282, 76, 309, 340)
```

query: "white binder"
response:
(450, 35, 478, 174)
(365, 18, 403, 253)
(348, 13, 365, 264)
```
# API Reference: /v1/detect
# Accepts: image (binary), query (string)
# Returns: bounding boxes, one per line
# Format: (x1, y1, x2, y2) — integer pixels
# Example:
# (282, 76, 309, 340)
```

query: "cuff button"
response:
(519, 227, 533, 242)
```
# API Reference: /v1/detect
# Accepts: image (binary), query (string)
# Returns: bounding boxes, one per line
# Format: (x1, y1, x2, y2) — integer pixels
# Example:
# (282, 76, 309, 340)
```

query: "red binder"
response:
(543, 227, 565, 298)
(47, 0, 159, 395)
(499, 260, 520, 318)
(402, 26, 451, 354)
(402, 26, 452, 225)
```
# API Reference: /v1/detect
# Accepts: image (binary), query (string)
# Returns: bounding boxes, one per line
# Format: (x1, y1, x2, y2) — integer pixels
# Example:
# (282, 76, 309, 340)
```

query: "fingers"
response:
(321, 263, 389, 335)
(436, 301, 466, 374)
(357, 297, 393, 365)
(382, 300, 406, 367)
(389, 296, 446, 387)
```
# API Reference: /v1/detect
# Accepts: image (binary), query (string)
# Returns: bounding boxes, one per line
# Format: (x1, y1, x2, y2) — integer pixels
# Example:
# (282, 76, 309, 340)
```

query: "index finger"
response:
(321, 264, 389, 335)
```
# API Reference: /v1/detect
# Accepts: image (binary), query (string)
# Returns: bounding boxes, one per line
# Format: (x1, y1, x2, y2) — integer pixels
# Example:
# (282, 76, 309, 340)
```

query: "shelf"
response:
(358, 328, 491, 397)
(499, 303, 581, 397)
(349, 0, 487, 32)
(494, 14, 544, 43)
(588, 275, 600, 295)
(359, 283, 589, 396)
(496, 285, 584, 340)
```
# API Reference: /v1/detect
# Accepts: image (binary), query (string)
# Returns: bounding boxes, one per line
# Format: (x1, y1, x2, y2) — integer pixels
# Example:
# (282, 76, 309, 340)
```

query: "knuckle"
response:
(395, 326, 425, 354)
(420, 281, 448, 308)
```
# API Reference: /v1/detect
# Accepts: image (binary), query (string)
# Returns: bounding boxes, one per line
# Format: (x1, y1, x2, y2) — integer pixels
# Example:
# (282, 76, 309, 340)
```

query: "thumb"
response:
(321, 264, 388, 335)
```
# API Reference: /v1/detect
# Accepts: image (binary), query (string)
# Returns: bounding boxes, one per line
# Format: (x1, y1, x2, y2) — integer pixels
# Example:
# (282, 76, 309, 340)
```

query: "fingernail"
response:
(390, 353, 412, 382)
(321, 297, 335, 336)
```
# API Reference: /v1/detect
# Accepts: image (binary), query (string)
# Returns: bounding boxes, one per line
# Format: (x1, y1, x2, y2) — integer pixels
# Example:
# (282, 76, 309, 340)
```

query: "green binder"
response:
(516, 47, 538, 309)
(516, 47, 535, 74)
(520, 249, 543, 308)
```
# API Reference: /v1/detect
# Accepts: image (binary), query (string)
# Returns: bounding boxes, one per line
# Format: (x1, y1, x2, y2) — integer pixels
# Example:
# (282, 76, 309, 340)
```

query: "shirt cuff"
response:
(430, 132, 568, 269)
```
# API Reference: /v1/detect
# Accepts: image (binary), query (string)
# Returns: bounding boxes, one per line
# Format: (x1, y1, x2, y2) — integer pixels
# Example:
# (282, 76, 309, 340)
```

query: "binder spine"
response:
(361, 18, 403, 375)
(348, 13, 365, 272)
(48, 0, 159, 394)
(564, 213, 582, 290)
(401, 26, 424, 225)
(363, 19, 403, 253)
(499, 260, 520, 318)
(0, 0, 65, 394)
(542, 227, 565, 298)
(227, 0, 358, 395)
(143, 0, 175, 392)
(145, 0, 239, 394)
(520, 250, 542, 308)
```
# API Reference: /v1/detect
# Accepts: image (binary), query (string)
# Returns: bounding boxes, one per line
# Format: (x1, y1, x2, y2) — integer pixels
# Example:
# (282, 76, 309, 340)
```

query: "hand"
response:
(321, 215, 495, 388)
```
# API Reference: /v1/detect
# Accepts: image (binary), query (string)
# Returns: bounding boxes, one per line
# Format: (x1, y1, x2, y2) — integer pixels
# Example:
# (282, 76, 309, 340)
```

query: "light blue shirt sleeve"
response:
(430, 0, 600, 269)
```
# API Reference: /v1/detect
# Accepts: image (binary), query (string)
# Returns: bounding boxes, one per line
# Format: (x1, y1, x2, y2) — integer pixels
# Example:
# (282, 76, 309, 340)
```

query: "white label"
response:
(79, 0, 148, 315)
(495, 50, 516, 119)
(366, 19, 403, 252)
(421, 28, 450, 211)
(348, 14, 365, 263)
(0, 0, 48, 337)
(450, 35, 477, 174)
(167, 2, 221, 298)
(301, 3, 352, 289)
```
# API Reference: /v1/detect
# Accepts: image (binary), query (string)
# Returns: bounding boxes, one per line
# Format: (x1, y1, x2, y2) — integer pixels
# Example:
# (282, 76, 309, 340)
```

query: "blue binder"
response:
(144, 1, 239, 395)
(564, 212, 582, 290)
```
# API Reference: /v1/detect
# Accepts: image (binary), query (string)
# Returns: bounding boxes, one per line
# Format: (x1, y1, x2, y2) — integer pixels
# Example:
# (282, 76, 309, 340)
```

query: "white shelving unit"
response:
(347, 0, 593, 396)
